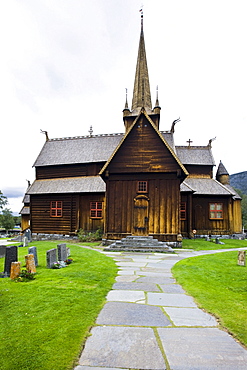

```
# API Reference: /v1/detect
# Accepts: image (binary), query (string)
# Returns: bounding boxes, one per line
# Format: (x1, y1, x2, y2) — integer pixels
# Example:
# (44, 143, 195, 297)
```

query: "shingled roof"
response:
(176, 146, 215, 166)
(181, 178, 239, 196)
(27, 176, 106, 194)
(33, 134, 124, 167)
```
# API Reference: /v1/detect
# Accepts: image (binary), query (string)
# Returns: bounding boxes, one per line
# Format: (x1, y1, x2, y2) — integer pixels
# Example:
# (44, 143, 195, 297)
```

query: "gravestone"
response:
(57, 243, 67, 261)
(238, 251, 246, 266)
(4, 246, 18, 277)
(25, 254, 36, 273)
(46, 248, 57, 268)
(28, 246, 38, 266)
(0, 245, 6, 258)
(10, 261, 21, 280)
(66, 247, 70, 258)
(23, 236, 29, 247)
(25, 228, 32, 242)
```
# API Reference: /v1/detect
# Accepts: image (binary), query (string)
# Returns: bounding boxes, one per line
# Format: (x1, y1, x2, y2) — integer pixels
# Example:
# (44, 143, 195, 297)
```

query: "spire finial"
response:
(155, 85, 160, 107)
(140, 6, 143, 31)
(125, 88, 129, 109)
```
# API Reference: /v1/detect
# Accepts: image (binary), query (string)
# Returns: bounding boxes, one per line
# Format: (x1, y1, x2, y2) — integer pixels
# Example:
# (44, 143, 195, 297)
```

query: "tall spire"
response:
(131, 10, 152, 112)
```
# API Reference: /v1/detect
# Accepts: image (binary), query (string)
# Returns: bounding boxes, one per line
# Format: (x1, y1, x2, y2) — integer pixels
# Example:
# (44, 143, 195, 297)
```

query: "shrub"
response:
(77, 228, 103, 242)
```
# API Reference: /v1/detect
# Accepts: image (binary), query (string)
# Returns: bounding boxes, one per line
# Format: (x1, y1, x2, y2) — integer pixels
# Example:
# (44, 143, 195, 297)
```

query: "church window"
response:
(50, 201, 63, 217)
(209, 203, 223, 219)
(180, 202, 186, 220)
(90, 201, 103, 218)
(137, 181, 148, 193)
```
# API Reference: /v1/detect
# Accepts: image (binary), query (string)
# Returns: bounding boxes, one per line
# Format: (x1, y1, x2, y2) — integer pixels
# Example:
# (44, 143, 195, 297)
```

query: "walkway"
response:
(75, 248, 247, 370)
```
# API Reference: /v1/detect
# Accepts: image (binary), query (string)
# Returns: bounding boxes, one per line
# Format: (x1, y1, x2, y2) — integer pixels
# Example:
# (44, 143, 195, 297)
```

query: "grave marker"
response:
(57, 243, 67, 261)
(28, 246, 38, 266)
(238, 251, 246, 266)
(10, 261, 21, 280)
(46, 248, 57, 268)
(4, 246, 18, 277)
(25, 254, 36, 273)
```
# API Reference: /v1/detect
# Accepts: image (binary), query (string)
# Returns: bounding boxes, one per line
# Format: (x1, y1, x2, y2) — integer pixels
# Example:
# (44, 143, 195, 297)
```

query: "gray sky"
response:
(0, 0, 246, 215)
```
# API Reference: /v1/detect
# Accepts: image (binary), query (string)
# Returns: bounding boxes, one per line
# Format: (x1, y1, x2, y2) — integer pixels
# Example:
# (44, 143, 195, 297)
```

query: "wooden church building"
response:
(21, 16, 242, 242)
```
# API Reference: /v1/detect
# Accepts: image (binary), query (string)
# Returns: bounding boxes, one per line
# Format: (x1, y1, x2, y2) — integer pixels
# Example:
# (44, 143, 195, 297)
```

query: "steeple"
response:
(123, 10, 161, 131)
(131, 11, 152, 113)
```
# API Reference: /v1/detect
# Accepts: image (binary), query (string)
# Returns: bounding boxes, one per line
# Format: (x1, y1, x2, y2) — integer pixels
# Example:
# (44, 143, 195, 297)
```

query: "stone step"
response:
(104, 235, 174, 253)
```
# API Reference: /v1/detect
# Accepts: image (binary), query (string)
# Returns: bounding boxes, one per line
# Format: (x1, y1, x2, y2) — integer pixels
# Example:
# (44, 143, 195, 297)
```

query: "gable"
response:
(100, 111, 188, 175)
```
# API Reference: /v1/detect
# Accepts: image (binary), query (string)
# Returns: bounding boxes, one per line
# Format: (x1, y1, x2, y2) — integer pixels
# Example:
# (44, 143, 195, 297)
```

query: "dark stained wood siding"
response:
(30, 194, 78, 234)
(79, 193, 105, 232)
(184, 165, 212, 178)
(30, 193, 105, 234)
(36, 163, 104, 179)
(108, 117, 181, 174)
(105, 175, 181, 241)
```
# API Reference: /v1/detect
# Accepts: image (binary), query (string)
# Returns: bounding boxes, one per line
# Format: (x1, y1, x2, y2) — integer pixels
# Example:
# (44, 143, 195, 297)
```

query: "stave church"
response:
(21, 15, 242, 242)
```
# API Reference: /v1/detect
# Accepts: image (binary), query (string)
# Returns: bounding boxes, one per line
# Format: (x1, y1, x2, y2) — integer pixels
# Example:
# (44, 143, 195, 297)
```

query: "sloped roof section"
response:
(176, 146, 215, 166)
(181, 178, 238, 196)
(100, 109, 188, 176)
(33, 134, 124, 167)
(27, 176, 106, 194)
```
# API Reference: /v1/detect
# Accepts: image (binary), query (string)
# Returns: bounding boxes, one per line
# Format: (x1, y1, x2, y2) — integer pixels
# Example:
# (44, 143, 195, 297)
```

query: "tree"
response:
(0, 190, 7, 210)
(234, 189, 247, 231)
(0, 208, 15, 233)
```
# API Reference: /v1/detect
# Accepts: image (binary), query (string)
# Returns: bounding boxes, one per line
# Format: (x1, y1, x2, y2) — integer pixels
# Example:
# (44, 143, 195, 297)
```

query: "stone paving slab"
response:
(113, 281, 160, 291)
(106, 289, 145, 303)
(141, 268, 173, 275)
(159, 284, 185, 293)
(116, 261, 147, 267)
(75, 367, 125, 370)
(147, 292, 197, 307)
(164, 306, 218, 326)
(158, 328, 247, 369)
(117, 269, 138, 275)
(79, 326, 166, 369)
(137, 276, 176, 284)
(115, 275, 137, 282)
(96, 301, 171, 326)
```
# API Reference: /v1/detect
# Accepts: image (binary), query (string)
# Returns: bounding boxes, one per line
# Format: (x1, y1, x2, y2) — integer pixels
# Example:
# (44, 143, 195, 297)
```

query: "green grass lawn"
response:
(172, 251, 247, 347)
(182, 238, 247, 251)
(0, 241, 117, 370)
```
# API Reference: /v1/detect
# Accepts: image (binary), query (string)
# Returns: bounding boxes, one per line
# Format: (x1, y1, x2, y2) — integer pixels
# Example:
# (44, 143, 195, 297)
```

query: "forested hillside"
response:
(230, 171, 247, 195)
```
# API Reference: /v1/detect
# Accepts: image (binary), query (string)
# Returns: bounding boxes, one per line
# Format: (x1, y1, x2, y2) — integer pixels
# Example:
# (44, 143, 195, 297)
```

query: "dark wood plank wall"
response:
(79, 193, 105, 232)
(108, 118, 180, 173)
(30, 192, 105, 234)
(184, 165, 212, 177)
(181, 195, 232, 235)
(36, 163, 104, 179)
(106, 177, 181, 239)
(30, 194, 78, 234)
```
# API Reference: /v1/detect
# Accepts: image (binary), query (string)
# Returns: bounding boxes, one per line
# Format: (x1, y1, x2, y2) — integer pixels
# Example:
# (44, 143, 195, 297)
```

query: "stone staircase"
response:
(103, 235, 174, 253)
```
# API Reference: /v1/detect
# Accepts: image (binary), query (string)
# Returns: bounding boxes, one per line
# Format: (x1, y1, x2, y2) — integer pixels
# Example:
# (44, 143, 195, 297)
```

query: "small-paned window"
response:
(209, 203, 223, 219)
(90, 201, 103, 219)
(180, 202, 186, 220)
(137, 181, 148, 193)
(50, 201, 63, 217)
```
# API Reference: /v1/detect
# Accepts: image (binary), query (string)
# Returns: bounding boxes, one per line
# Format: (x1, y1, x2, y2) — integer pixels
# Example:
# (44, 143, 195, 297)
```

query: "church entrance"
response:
(133, 195, 149, 236)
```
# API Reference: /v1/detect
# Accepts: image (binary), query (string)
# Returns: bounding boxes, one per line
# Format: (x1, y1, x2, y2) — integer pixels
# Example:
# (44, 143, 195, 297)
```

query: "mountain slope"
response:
(230, 171, 247, 195)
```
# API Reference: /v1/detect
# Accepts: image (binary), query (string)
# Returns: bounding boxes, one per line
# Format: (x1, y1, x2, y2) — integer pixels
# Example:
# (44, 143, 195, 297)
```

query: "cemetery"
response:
(0, 236, 246, 370)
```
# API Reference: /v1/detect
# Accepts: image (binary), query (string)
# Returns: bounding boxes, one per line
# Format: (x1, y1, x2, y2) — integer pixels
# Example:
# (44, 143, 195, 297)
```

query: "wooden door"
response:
(133, 195, 149, 236)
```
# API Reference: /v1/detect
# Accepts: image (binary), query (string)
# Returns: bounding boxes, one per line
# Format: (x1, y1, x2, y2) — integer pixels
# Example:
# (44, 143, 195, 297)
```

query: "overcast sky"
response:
(0, 0, 246, 215)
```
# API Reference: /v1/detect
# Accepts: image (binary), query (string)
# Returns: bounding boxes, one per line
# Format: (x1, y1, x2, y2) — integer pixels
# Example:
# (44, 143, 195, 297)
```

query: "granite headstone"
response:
(4, 246, 18, 277)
